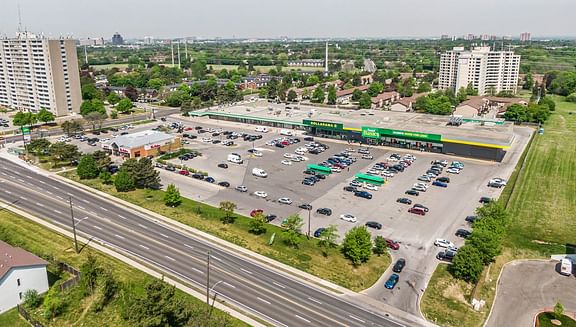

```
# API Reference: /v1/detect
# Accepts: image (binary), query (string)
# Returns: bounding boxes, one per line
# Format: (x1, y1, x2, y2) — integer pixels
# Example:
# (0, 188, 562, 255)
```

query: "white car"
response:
(295, 150, 306, 155)
(57, 137, 71, 143)
(201, 137, 213, 143)
(382, 171, 395, 178)
(281, 160, 292, 166)
(331, 167, 342, 173)
(447, 168, 461, 174)
(283, 153, 294, 159)
(362, 155, 374, 160)
(414, 182, 429, 189)
(418, 175, 432, 182)
(235, 185, 248, 192)
(434, 239, 455, 248)
(254, 191, 268, 198)
(340, 214, 358, 223)
(365, 184, 378, 191)
(252, 168, 268, 178)
(278, 197, 292, 205)
(412, 185, 427, 192)
(489, 178, 507, 186)
(253, 151, 263, 157)
(266, 140, 276, 146)
(367, 170, 380, 175)
(387, 157, 399, 162)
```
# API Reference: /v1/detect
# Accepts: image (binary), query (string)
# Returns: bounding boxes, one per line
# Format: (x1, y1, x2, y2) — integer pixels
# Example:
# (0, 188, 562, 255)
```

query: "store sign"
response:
(303, 120, 343, 131)
(144, 143, 161, 151)
(119, 147, 130, 154)
(380, 128, 442, 142)
(361, 127, 381, 139)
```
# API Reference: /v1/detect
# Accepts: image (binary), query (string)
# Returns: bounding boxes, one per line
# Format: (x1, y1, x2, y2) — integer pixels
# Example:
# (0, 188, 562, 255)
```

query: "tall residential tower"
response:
(438, 46, 520, 96)
(0, 32, 81, 117)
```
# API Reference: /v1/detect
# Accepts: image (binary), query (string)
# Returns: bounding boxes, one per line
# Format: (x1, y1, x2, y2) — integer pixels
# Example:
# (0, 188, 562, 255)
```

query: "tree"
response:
(80, 254, 102, 295)
(373, 236, 388, 256)
(466, 82, 478, 96)
(164, 183, 182, 207)
(554, 301, 565, 320)
(120, 158, 160, 189)
(36, 108, 55, 124)
(92, 150, 112, 172)
(351, 89, 363, 101)
(358, 93, 372, 109)
(116, 98, 134, 113)
(84, 111, 107, 131)
(311, 86, 325, 103)
(12, 111, 36, 127)
(114, 171, 135, 192)
(503, 104, 529, 122)
(283, 214, 303, 248)
(523, 73, 534, 90)
(107, 92, 121, 105)
(318, 225, 338, 256)
(467, 230, 502, 265)
(110, 110, 118, 119)
(539, 96, 556, 111)
(249, 213, 267, 235)
(327, 85, 337, 105)
(417, 82, 432, 93)
(77, 155, 100, 179)
(449, 245, 484, 282)
(191, 58, 207, 80)
(124, 85, 139, 102)
(566, 93, 576, 103)
(367, 82, 384, 97)
(457, 87, 468, 103)
(49, 142, 80, 163)
(341, 226, 373, 266)
(99, 171, 112, 185)
(82, 83, 102, 100)
(61, 120, 84, 136)
(23, 289, 42, 309)
(287, 89, 297, 102)
(80, 99, 106, 116)
(27, 138, 51, 156)
(219, 201, 237, 224)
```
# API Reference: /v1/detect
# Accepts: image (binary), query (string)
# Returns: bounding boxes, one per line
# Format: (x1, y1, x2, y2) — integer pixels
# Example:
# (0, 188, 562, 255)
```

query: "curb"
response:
(0, 201, 266, 327)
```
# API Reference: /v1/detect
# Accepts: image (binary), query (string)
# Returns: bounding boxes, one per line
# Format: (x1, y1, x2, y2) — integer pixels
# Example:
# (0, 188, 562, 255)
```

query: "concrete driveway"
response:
(486, 260, 576, 327)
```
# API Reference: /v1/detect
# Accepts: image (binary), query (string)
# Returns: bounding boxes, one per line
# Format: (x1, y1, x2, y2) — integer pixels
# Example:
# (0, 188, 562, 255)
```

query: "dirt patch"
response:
(443, 282, 469, 305)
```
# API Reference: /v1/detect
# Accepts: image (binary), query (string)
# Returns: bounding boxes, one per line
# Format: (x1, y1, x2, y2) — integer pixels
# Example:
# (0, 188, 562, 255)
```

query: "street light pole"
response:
(69, 196, 79, 253)
(206, 250, 210, 305)
(307, 207, 312, 238)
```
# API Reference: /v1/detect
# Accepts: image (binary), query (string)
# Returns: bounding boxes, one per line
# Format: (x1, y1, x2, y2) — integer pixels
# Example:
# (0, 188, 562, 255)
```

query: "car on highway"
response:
(392, 259, 406, 273)
(217, 163, 228, 169)
(396, 198, 412, 205)
(405, 189, 419, 196)
(316, 208, 332, 216)
(313, 228, 326, 238)
(384, 273, 400, 289)
(480, 196, 493, 204)
(432, 181, 448, 188)
(235, 185, 248, 192)
(250, 209, 263, 217)
(254, 191, 268, 198)
(408, 207, 426, 215)
(340, 214, 358, 223)
(455, 229, 472, 238)
(278, 197, 292, 205)
(218, 181, 230, 188)
(434, 239, 455, 248)
(413, 204, 429, 212)
(365, 221, 382, 230)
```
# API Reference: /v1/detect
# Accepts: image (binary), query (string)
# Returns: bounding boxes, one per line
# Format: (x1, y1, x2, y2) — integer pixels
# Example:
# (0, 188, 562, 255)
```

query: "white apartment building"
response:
(0, 32, 82, 117)
(438, 46, 520, 96)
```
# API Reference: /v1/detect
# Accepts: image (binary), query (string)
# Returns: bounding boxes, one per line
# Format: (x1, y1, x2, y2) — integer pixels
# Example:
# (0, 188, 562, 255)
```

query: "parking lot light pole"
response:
(69, 196, 79, 254)
(307, 207, 312, 239)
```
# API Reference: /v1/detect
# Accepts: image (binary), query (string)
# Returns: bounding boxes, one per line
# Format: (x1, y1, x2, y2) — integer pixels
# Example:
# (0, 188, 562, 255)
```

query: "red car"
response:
(408, 207, 426, 215)
(250, 209, 264, 217)
(281, 141, 289, 146)
(184, 127, 194, 131)
(179, 170, 190, 176)
(385, 238, 400, 250)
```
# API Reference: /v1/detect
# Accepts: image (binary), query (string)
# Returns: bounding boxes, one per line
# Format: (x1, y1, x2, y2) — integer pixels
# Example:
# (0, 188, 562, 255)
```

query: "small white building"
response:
(0, 241, 49, 313)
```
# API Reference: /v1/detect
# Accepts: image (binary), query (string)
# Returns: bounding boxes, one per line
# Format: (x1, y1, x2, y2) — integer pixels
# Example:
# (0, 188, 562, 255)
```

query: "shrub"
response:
(114, 171, 135, 192)
(449, 245, 484, 283)
(23, 289, 42, 309)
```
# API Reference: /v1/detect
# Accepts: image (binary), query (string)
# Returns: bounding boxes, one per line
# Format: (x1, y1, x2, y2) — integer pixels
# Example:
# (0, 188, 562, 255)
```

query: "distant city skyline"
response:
(1, 0, 575, 39)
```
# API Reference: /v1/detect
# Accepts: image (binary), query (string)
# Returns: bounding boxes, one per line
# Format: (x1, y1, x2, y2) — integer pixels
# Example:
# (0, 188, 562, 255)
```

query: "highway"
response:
(0, 157, 409, 327)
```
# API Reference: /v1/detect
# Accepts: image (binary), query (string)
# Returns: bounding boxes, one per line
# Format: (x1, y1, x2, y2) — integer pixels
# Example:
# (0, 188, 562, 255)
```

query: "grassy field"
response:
(0, 308, 29, 327)
(421, 96, 576, 326)
(62, 172, 390, 292)
(90, 63, 130, 70)
(0, 209, 247, 327)
(208, 64, 325, 73)
(538, 312, 576, 327)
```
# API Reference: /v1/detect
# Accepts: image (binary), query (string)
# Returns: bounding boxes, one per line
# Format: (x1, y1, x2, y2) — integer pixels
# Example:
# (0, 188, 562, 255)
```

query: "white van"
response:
(560, 258, 573, 276)
(252, 168, 268, 178)
(227, 153, 243, 164)
(280, 129, 293, 136)
(255, 126, 269, 133)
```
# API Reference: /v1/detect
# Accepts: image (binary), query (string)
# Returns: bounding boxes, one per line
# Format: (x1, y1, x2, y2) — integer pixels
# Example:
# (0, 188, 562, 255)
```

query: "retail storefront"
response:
(102, 131, 181, 159)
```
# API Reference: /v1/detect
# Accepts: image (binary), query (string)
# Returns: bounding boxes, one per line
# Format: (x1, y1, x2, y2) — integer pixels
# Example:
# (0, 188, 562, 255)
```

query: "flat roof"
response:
(194, 103, 514, 147)
(110, 130, 175, 149)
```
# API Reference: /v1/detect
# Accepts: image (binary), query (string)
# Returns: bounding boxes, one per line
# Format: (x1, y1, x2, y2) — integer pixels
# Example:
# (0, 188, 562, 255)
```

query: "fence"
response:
(58, 262, 81, 292)
(17, 304, 44, 327)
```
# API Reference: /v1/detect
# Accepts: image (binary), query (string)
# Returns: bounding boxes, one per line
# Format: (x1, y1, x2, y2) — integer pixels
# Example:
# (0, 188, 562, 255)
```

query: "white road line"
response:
(190, 267, 204, 274)
(223, 282, 236, 289)
(307, 297, 322, 305)
(45, 190, 53, 195)
(272, 282, 286, 289)
(36, 203, 45, 207)
(53, 209, 62, 214)
(4, 190, 11, 194)
(139, 244, 150, 250)
(138, 224, 148, 229)
(159, 233, 168, 238)
(211, 255, 222, 262)
(348, 315, 365, 323)
(114, 234, 124, 239)
(17, 178, 24, 183)
(295, 315, 311, 323)
(25, 175, 32, 179)
(93, 225, 103, 231)
(52, 186, 60, 190)
(8, 175, 15, 179)
(1, 172, 7, 176)
(19, 196, 28, 201)
(118, 215, 127, 220)
(257, 297, 271, 305)
(81, 199, 89, 203)
(55, 195, 63, 200)
(183, 244, 194, 250)
(38, 180, 46, 184)
(100, 206, 109, 212)
(165, 255, 175, 261)
(240, 268, 253, 275)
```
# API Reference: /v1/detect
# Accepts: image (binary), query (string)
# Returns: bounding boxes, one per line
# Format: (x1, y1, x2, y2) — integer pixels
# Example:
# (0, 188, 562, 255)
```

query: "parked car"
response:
(418, 175, 432, 182)
(254, 191, 268, 198)
(205, 177, 215, 183)
(365, 221, 382, 230)
(437, 249, 457, 261)
(408, 207, 426, 215)
(218, 181, 230, 188)
(218, 163, 228, 169)
(354, 191, 373, 199)
(434, 238, 455, 248)
(250, 209, 264, 217)
(386, 238, 400, 250)
(235, 185, 248, 192)
(313, 228, 326, 238)
(396, 198, 412, 205)
(436, 176, 451, 183)
(340, 214, 357, 223)
(479, 197, 492, 204)
(179, 170, 190, 176)
(465, 215, 478, 223)
(316, 208, 332, 216)
(278, 197, 293, 205)
(413, 204, 429, 212)
(392, 259, 406, 273)
(265, 214, 277, 223)
(455, 229, 472, 238)
(192, 174, 204, 180)
(432, 181, 448, 188)
(343, 186, 357, 192)
(384, 273, 400, 289)
(405, 189, 419, 196)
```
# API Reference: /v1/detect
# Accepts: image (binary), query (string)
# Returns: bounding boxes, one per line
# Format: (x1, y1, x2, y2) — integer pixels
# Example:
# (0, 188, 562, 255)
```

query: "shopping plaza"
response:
(189, 103, 515, 161)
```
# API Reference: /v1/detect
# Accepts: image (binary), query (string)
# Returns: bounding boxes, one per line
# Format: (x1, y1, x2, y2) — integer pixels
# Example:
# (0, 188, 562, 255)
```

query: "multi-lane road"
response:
(0, 157, 414, 327)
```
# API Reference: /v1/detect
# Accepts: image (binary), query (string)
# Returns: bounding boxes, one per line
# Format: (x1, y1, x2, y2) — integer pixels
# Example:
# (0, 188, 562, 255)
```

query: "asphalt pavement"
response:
(0, 157, 419, 327)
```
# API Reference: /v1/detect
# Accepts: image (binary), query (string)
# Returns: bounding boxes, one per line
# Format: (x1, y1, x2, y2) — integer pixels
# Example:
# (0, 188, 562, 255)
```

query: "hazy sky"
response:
(1, 0, 575, 39)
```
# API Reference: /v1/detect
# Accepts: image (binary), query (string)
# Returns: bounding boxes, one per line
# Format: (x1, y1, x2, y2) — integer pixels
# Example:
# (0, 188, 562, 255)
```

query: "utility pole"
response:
(69, 196, 79, 253)
(307, 207, 312, 238)
(206, 250, 210, 305)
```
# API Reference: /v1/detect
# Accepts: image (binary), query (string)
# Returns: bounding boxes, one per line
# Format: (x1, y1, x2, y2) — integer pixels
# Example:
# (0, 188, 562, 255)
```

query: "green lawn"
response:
(421, 97, 576, 327)
(0, 209, 247, 327)
(0, 308, 29, 327)
(61, 172, 390, 292)
(538, 312, 576, 327)
(209, 64, 325, 73)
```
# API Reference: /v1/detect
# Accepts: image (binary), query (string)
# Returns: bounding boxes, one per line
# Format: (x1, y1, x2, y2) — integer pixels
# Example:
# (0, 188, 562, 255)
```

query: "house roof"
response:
(397, 93, 428, 107)
(458, 96, 528, 110)
(110, 130, 175, 149)
(336, 85, 370, 98)
(371, 91, 400, 103)
(0, 240, 48, 280)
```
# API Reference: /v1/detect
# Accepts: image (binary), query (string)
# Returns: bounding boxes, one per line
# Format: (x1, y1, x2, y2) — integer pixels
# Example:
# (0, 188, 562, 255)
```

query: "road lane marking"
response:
(38, 180, 46, 184)
(81, 199, 89, 203)
(257, 297, 271, 305)
(138, 224, 148, 229)
(8, 175, 15, 179)
(4, 190, 12, 194)
(272, 282, 286, 289)
(55, 195, 63, 200)
(165, 255, 175, 261)
(159, 233, 168, 238)
(53, 209, 62, 214)
(0, 172, 7, 176)
(77, 206, 85, 210)
(25, 175, 32, 179)
(348, 315, 365, 323)
(19, 196, 28, 201)
(36, 203, 45, 207)
(118, 215, 127, 220)
(190, 267, 204, 274)
(211, 255, 222, 262)
(183, 244, 194, 250)
(17, 178, 24, 183)
(100, 206, 109, 212)
(307, 297, 322, 305)
(45, 190, 53, 195)
(295, 315, 311, 323)
(240, 268, 253, 275)
(93, 225, 103, 231)
(139, 244, 150, 250)
(223, 282, 236, 289)
(52, 186, 60, 190)
(114, 234, 124, 239)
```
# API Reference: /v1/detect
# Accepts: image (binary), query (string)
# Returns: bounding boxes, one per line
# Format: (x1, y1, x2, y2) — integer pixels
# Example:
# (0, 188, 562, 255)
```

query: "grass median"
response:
(421, 96, 576, 326)
(0, 209, 248, 327)
(61, 171, 390, 292)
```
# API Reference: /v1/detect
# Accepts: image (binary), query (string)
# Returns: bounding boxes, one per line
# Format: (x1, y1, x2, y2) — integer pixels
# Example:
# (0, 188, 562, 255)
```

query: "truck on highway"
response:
(227, 153, 243, 164)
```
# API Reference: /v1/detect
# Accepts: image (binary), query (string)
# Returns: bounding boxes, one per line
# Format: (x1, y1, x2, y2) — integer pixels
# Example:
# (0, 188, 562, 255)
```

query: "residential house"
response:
(0, 240, 49, 313)
(238, 74, 273, 90)
(287, 59, 324, 67)
(360, 74, 373, 85)
(454, 96, 528, 118)
(336, 85, 370, 104)
(149, 54, 169, 64)
(390, 93, 428, 112)
(371, 92, 401, 109)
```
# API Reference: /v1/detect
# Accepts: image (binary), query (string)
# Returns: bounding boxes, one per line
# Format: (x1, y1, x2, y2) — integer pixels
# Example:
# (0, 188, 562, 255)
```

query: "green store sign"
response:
(303, 120, 343, 131)
(361, 127, 381, 139)
(361, 127, 442, 142)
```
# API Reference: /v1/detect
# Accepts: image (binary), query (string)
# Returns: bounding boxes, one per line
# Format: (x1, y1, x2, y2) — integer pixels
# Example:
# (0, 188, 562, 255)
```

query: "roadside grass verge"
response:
(0, 209, 247, 327)
(421, 96, 576, 326)
(61, 172, 390, 292)
(0, 308, 29, 327)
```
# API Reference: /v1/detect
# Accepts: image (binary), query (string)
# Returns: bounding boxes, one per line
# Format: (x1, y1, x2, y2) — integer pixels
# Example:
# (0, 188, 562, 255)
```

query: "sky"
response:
(1, 0, 575, 39)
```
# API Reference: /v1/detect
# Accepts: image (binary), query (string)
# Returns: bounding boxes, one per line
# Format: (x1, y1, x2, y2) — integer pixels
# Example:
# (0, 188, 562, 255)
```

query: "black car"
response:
(212, 140, 221, 144)
(436, 176, 451, 183)
(343, 186, 357, 192)
(315, 174, 326, 180)
(465, 215, 479, 223)
(405, 190, 419, 196)
(397, 198, 412, 205)
(298, 204, 312, 210)
(265, 214, 277, 223)
(302, 179, 315, 186)
(218, 181, 230, 188)
(108, 165, 119, 174)
(413, 204, 429, 212)
(313, 227, 326, 238)
(218, 163, 228, 169)
(455, 229, 472, 238)
(480, 197, 492, 204)
(392, 258, 406, 273)
(354, 191, 373, 199)
(426, 169, 440, 176)
(304, 136, 314, 141)
(205, 177, 215, 183)
(316, 208, 332, 216)
(303, 170, 316, 175)
(437, 249, 457, 262)
(194, 126, 203, 130)
(192, 174, 204, 180)
(275, 143, 285, 148)
(365, 221, 382, 230)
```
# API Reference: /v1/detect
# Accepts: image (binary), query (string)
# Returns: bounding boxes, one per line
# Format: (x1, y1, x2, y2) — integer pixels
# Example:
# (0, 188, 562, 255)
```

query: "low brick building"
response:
(103, 130, 181, 158)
